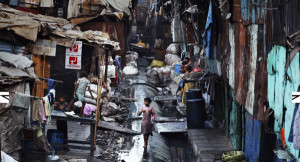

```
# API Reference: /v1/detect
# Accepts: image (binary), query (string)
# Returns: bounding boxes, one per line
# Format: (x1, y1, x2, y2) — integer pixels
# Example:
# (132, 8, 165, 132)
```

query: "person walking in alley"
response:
(68, 71, 94, 116)
(138, 97, 156, 149)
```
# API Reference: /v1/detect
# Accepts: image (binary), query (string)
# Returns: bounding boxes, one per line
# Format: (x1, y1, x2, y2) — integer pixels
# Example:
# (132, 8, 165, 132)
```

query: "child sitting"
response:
(54, 96, 69, 111)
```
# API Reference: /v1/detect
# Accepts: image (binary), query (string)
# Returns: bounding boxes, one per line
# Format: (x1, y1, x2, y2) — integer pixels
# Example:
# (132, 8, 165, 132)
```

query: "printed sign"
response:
(65, 41, 82, 69)
(0, 92, 9, 103)
(292, 92, 300, 103)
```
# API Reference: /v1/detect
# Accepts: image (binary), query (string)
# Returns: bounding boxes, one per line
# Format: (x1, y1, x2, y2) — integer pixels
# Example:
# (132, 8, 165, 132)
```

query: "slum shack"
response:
(0, 3, 120, 161)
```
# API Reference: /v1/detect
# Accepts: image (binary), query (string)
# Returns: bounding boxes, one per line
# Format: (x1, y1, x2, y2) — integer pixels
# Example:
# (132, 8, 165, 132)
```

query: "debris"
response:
(98, 121, 140, 135)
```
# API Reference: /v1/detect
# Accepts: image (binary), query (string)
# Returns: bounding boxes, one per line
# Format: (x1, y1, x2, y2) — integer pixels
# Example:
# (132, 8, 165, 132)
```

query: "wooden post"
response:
(42, 53, 46, 95)
(104, 49, 109, 83)
(93, 48, 105, 146)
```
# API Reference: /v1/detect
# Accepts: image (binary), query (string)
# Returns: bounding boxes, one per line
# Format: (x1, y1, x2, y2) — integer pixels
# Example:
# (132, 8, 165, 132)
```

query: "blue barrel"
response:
(185, 89, 203, 104)
(186, 99, 206, 129)
(47, 129, 64, 151)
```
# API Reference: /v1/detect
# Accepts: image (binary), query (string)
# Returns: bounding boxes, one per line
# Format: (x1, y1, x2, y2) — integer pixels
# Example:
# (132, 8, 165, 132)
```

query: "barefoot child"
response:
(138, 97, 156, 148)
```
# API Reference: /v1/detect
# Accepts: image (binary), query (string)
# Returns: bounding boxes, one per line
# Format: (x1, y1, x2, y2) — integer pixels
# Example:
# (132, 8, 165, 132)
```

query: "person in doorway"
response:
(68, 71, 94, 117)
(138, 97, 156, 149)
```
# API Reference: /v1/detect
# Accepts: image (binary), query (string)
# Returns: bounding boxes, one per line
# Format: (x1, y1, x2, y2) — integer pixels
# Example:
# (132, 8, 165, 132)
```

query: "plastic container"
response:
(47, 129, 64, 151)
(174, 64, 181, 74)
(186, 99, 206, 129)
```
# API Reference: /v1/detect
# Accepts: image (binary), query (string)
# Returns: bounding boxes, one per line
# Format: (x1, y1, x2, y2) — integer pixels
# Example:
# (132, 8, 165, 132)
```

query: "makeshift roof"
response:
(0, 3, 120, 49)
(67, 0, 131, 20)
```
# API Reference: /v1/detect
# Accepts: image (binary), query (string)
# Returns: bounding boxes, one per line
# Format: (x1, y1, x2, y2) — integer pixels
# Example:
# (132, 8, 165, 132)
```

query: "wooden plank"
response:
(156, 121, 187, 133)
(98, 121, 140, 135)
(70, 16, 97, 25)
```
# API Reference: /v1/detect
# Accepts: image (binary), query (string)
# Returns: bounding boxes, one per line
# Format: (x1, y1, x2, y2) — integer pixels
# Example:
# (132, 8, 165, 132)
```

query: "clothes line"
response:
(38, 77, 63, 84)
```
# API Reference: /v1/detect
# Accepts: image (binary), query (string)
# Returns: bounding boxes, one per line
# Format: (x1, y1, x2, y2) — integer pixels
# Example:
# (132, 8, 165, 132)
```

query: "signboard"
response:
(65, 41, 82, 69)
(32, 39, 56, 57)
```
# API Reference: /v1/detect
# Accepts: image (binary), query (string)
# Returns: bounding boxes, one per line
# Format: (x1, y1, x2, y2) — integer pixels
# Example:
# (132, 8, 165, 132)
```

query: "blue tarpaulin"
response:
(202, 0, 214, 59)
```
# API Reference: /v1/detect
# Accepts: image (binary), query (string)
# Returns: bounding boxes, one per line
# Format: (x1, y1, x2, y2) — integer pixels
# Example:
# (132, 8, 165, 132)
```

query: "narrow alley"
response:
(1, 0, 300, 162)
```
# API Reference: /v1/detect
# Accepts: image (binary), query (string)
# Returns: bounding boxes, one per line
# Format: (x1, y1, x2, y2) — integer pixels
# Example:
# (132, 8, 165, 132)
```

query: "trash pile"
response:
(146, 43, 182, 85)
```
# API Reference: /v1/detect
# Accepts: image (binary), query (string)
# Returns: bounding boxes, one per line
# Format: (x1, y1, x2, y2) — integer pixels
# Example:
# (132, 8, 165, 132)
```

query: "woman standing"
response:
(138, 97, 156, 148)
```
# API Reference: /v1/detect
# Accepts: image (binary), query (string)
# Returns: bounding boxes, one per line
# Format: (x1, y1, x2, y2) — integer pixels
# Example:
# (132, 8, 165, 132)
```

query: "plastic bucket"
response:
(47, 129, 64, 151)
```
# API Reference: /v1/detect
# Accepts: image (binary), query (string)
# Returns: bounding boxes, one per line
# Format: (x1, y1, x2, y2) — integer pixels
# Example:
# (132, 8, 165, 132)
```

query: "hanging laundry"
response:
(12, 92, 31, 109)
(293, 104, 300, 149)
(288, 103, 299, 142)
(47, 79, 55, 92)
(202, 0, 214, 59)
(31, 99, 44, 122)
(43, 96, 51, 124)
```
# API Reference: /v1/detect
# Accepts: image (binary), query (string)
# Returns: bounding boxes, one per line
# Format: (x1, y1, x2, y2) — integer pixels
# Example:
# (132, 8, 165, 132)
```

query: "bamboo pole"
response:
(42, 52, 46, 96)
(93, 48, 105, 146)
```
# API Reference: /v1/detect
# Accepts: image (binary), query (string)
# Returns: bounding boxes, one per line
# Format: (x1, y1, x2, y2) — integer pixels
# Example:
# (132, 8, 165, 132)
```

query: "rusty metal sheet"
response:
(234, 23, 246, 105)
(253, 25, 268, 122)
(240, 0, 265, 25)
(232, 0, 242, 23)
(220, 21, 230, 82)
(91, 0, 102, 5)
(245, 25, 258, 115)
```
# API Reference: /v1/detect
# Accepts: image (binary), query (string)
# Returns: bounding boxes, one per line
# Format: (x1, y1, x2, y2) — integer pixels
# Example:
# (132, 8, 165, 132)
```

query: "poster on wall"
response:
(65, 41, 82, 69)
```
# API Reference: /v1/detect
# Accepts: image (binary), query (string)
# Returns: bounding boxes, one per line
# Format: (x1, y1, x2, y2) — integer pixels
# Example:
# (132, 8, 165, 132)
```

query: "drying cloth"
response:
(293, 104, 300, 149)
(12, 92, 31, 109)
(31, 99, 44, 122)
(48, 79, 55, 92)
(288, 103, 299, 142)
(43, 96, 51, 124)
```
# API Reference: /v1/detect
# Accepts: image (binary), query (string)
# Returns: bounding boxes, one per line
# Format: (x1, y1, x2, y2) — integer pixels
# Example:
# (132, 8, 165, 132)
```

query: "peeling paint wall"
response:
(267, 46, 287, 131)
(245, 25, 258, 115)
(268, 46, 300, 159)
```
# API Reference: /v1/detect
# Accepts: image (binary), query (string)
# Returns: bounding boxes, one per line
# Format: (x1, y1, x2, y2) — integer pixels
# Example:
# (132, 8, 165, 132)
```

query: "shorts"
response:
(74, 92, 85, 102)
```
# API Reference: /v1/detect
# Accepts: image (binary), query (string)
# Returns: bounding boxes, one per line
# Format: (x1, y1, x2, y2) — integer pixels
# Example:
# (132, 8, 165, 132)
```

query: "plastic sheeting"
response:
(0, 52, 32, 69)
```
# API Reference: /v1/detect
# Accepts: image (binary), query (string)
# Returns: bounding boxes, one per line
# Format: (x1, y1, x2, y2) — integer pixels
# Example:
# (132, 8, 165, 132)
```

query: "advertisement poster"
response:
(65, 41, 82, 69)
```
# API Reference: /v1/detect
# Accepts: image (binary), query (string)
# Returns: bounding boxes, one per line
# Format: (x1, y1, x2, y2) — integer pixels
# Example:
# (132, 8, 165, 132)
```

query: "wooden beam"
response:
(70, 16, 97, 25)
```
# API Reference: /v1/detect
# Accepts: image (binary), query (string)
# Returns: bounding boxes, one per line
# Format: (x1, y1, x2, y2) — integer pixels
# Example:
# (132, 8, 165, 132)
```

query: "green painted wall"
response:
(268, 45, 300, 159)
